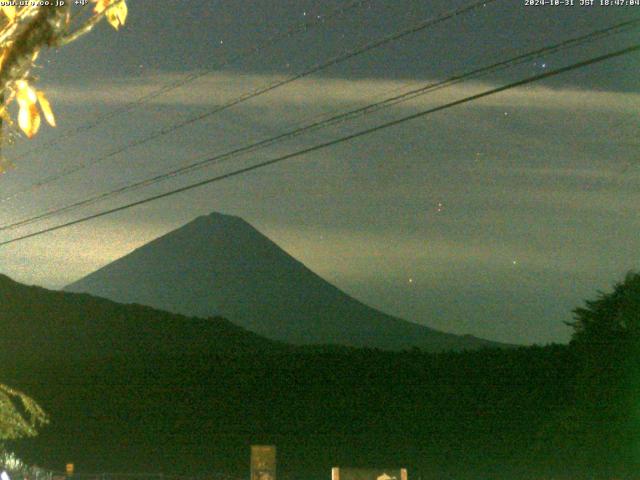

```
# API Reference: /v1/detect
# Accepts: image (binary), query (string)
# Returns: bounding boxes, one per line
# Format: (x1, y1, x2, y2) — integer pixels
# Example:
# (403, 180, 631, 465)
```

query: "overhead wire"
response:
(0, 18, 636, 233)
(6, 0, 373, 163)
(0, 0, 500, 205)
(0, 43, 637, 247)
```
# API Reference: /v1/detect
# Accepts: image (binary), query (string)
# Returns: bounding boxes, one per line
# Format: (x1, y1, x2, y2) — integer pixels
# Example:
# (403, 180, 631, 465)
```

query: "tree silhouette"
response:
(569, 270, 640, 349)
(565, 271, 640, 475)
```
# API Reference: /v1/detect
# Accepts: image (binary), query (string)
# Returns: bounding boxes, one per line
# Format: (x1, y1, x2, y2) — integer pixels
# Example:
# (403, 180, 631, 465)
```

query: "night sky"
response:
(0, 0, 638, 344)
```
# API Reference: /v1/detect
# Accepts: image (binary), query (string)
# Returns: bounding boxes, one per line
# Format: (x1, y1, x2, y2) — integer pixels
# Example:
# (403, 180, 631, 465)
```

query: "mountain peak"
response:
(168, 212, 270, 242)
(197, 211, 245, 224)
(177, 211, 252, 235)
(66, 213, 505, 352)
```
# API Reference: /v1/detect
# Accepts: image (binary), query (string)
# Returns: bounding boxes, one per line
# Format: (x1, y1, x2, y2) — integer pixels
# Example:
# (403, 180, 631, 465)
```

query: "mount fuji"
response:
(65, 212, 503, 351)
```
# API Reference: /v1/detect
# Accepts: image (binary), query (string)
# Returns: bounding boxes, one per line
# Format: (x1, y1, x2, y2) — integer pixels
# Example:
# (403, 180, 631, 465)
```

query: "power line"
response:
(0, 0, 500, 205)
(1, 43, 636, 247)
(0, 19, 636, 233)
(7, 0, 372, 163)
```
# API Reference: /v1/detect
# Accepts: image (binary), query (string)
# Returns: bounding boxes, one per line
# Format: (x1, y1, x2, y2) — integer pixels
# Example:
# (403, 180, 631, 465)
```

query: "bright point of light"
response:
(512, 260, 518, 265)
(408, 278, 413, 284)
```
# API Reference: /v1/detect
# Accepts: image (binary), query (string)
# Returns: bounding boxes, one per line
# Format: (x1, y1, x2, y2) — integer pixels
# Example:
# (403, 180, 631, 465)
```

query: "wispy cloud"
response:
(43, 72, 640, 113)
(261, 226, 612, 279)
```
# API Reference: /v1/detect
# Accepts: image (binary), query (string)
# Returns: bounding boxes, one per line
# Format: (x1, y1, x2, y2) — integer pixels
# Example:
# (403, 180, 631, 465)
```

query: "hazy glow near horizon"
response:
(0, 0, 637, 345)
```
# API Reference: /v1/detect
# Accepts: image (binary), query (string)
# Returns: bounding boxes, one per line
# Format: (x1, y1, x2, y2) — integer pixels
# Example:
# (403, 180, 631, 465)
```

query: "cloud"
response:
(259, 225, 612, 280)
(42, 71, 640, 114)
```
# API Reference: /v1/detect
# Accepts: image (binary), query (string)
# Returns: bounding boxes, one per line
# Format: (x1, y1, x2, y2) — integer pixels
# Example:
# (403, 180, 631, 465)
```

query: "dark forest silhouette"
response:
(1, 272, 638, 479)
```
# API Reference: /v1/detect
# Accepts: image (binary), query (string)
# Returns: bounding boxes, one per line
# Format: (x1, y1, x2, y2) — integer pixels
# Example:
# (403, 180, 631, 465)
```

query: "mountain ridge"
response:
(0, 272, 285, 363)
(65, 212, 506, 352)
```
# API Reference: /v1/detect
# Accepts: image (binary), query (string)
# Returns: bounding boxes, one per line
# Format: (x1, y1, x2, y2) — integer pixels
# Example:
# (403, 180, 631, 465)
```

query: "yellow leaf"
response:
(36, 91, 55, 127)
(106, 0, 127, 30)
(15, 81, 41, 138)
(1, 6, 16, 23)
(18, 104, 40, 138)
(93, 0, 127, 30)
(0, 48, 8, 71)
(16, 80, 37, 105)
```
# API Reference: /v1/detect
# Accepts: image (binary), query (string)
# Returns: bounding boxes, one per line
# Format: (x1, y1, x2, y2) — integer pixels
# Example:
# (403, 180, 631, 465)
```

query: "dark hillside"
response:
(4, 273, 631, 479)
(0, 273, 284, 363)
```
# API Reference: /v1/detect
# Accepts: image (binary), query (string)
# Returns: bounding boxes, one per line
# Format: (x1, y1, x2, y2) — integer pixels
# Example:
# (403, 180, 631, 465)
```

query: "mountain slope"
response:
(65, 212, 503, 351)
(0, 273, 283, 363)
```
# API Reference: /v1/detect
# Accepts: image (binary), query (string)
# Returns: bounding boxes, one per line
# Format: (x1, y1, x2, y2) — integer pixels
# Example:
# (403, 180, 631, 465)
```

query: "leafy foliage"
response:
(560, 271, 640, 475)
(569, 270, 640, 348)
(0, 384, 48, 440)
(0, 449, 28, 473)
(0, 0, 127, 159)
